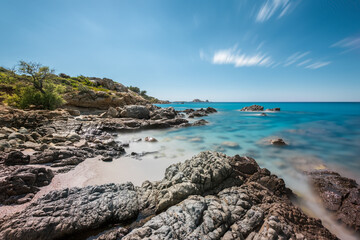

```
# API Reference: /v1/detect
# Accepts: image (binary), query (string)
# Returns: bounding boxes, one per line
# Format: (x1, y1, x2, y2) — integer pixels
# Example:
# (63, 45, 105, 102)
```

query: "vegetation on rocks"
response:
(0, 61, 165, 110)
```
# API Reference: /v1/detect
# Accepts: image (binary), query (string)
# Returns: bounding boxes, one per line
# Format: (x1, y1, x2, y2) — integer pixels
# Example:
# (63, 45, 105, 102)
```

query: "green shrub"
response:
(5, 83, 65, 110)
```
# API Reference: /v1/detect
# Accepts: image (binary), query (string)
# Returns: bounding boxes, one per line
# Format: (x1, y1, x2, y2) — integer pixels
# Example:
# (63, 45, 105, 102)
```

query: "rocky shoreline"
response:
(0, 151, 338, 240)
(0, 104, 214, 206)
(0, 103, 359, 239)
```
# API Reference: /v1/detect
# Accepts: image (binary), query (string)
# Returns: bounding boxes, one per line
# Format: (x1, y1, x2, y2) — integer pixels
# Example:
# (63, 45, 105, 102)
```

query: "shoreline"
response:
(0, 104, 359, 239)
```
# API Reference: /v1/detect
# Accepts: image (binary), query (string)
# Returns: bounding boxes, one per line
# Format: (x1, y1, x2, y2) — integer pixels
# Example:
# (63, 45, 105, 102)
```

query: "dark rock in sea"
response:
(307, 169, 360, 232)
(4, 151, 30, 166)
(266, 107, 281, 111)
(183, 107, 217, 118)
(240, 105, 264, 111)
(271, 138, 287, 146)
(192, 119, 208, 126)
(260, 112, 267, 116)
(150, 106, 177, 120)
(0, 166, 54, 205)
(0, 151, 337, 239)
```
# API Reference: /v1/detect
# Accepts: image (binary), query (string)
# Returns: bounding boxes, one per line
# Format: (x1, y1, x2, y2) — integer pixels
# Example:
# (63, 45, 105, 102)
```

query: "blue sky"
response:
(1, 0, 360, 101)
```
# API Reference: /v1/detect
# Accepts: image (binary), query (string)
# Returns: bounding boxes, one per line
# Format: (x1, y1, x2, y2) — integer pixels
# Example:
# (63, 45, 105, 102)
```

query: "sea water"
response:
(111, 102, 360, 239)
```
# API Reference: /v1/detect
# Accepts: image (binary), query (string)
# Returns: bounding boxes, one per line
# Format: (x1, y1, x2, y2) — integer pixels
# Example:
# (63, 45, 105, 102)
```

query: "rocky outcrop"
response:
(240, 105, 264, 111)
(0, 183, 138, 239)
(89, 77, 128, 92)
(0, 152, 337, 240)
(63, 90, 148, 110)
(0, 105, 70, 129)
(308, 170, 360, 232)
(180, 107, 217, 118)
(0, 166, 53, 204)
(120, 105, 150, 119)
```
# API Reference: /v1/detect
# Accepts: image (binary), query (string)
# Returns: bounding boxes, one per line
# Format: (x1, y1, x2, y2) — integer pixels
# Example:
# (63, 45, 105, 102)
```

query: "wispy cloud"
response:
(305, 61, 331, 69)
(212, 48, 272, 67)
(256, 0, 292, 22)
(297, 59, 311, 67)
(284, 51, 310, 66)
(331, 35, 360, 52)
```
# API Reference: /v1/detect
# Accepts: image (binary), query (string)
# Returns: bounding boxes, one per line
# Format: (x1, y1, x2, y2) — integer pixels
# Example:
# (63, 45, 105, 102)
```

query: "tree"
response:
(17, 61, 55, 94)
(6, 61, 65, 110)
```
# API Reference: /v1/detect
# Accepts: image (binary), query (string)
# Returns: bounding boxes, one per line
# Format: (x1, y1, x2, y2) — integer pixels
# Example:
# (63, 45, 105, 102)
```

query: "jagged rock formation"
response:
(308, 169, 360, 232)
(0, 152, 337, 240)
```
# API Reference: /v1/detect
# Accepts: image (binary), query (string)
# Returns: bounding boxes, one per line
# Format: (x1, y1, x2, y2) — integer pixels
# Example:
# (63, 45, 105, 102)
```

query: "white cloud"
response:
(212, 48, 272, 67)
(256, 0, 292, 22)
(331, 36, 360, 52)
(305, 61, 331, 69)
(284, 51, 310, 66)
(297, 59, 311, 66)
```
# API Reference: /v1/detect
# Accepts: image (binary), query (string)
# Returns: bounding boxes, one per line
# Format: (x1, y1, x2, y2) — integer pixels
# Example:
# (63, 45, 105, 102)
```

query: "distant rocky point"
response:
(240, 105, 281, 112)
(192, 99, 210, 102)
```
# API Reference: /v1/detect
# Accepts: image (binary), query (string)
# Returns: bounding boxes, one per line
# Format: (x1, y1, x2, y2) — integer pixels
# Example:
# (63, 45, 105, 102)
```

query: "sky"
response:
(1, 0, 360, 102)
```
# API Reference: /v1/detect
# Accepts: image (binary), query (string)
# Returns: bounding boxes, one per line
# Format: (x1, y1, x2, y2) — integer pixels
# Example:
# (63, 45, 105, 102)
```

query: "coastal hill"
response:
(0, 64, 168, 110)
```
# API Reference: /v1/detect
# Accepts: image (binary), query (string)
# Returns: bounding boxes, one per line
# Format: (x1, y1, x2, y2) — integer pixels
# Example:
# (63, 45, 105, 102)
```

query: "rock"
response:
(260, 113, 267, 116)
(120, 105, 150, 119)
(0, 152, 337, 239)
(66, 109, 81, 116)
(266, 108, 281, 111)
(101, 156, 113, 162)
(240, 105, 264, 111)
(270, 138, 287, 146)
(105, 107, 118, 118)
(0, 166, 54, 205)
(205, 107, 217, 113)
(95, 227, 128, 240)
(89, 77, 128, 92)
(192, 119, 208, 126)
(308, 170, 360, 232)
(145, 136, 158, 142)
(30, 132, 42, 141)
(18, 127, 29, 134)
(67, 133, 81, 142)
(150, 107, 177, 120)
(8, 132, 26, 141)
(221, 141, 240, 149)
(63, 90, 147, 110)
(0, 183, 138, 239)
(4, 151, 30, 165)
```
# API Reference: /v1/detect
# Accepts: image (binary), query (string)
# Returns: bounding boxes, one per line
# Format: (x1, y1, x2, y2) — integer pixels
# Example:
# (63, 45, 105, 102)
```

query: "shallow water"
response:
(107, 102, 360, 239)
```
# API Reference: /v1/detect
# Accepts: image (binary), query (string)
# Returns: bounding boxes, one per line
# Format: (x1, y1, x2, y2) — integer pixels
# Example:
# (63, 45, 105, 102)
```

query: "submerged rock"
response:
(270, 138, 287, 146)
(221, 141, 240, 149)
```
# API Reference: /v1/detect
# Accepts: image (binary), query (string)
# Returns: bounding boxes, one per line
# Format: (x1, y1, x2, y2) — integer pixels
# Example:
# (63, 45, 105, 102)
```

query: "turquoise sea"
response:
(156, 102, 360, 177)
